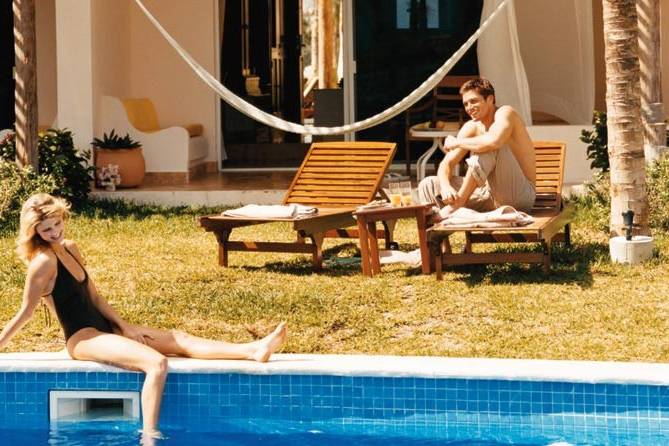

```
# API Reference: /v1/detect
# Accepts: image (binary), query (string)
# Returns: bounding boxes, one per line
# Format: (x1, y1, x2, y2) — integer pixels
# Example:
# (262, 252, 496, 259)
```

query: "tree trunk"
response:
(13, 0, 38, 170)
(636, 0, 666, 163)
(317, 0, 337, 88)
(603, 0, 649, 236)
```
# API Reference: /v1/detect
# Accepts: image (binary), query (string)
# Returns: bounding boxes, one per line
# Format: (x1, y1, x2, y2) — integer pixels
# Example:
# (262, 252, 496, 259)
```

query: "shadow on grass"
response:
(76, 199, 225, 221)
(449, 241, 609, 288)
(239, 243, 363, 277)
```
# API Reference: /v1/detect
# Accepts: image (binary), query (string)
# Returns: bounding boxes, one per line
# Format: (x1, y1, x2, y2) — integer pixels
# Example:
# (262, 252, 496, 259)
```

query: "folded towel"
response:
(437, 205, 534, 228)
(223, 204, 318, 219)
(379, 249, 422, 266)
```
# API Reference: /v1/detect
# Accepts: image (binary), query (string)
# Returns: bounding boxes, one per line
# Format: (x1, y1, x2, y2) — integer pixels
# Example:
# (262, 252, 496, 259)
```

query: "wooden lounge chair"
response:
(427, 141, 574, 279)
(198, 142, 397, 270)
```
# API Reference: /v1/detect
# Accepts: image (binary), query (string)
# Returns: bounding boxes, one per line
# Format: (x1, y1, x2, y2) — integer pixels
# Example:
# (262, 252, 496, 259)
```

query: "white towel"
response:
(378, 249, 422, 266)
(223, 204, 317, 219)
(438, 205, 534, 228)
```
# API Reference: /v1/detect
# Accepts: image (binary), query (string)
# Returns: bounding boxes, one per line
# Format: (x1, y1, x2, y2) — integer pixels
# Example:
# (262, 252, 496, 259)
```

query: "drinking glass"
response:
(388, 182, 402, 206)
(400, 181, 413, 206)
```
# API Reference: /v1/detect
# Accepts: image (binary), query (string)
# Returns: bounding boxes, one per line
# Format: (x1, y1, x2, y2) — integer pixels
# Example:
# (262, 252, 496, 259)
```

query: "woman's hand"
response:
(121, 323, 155, 345)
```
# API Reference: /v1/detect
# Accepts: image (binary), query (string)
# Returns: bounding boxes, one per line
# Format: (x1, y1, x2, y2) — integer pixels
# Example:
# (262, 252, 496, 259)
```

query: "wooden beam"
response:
(317, 0, 337, 88)
(636, 0, 667, 163)
(13, 0, 38, 169)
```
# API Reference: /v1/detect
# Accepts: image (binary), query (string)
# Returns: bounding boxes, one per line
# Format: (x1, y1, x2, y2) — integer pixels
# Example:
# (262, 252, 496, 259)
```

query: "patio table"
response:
(354, 204, 433, 277)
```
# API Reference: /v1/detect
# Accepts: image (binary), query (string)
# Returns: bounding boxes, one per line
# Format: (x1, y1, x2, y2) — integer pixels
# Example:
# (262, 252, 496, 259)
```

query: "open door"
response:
(220, 0, 306, 168)
(0, 0, 15, 129)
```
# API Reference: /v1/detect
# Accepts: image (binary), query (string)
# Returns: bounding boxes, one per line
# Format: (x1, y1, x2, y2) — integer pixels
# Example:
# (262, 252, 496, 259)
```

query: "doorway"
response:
(0, 0, 15, 129)
(220, 0, 306, 168)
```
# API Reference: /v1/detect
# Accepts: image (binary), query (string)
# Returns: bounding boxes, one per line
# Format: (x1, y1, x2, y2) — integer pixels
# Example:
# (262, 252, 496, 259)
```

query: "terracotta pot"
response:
(94, 147, 146, 188)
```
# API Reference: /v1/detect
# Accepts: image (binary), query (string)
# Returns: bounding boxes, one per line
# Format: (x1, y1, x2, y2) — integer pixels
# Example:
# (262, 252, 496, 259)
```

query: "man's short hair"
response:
(459, 78, 495, 100)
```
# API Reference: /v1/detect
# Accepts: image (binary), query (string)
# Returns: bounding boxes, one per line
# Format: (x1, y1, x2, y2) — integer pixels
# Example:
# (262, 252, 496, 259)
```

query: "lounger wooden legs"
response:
(309, 233, 325, 271)
(214, 230, 231, 267)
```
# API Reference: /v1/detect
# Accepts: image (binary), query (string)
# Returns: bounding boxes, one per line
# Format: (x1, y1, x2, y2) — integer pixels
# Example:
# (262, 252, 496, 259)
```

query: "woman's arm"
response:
(0, 255, 54, 350)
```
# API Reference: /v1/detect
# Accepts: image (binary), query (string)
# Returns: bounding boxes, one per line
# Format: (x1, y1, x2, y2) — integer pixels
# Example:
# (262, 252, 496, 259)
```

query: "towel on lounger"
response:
(223, 204, 318, 219)
(379, 249, 422, 266)
(437, 205, 534, 228)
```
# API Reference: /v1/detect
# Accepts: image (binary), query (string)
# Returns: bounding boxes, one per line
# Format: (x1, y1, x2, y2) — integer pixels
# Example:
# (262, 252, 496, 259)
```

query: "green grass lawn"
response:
(1, 200, 668, 362)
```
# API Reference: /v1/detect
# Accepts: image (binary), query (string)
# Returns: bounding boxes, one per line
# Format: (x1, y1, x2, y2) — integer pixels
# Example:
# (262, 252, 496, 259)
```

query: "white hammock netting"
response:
(133, 0, 510, 136)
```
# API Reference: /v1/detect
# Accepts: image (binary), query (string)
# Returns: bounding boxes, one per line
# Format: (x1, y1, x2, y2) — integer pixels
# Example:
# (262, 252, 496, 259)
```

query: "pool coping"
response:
(0, 352, 667, 385)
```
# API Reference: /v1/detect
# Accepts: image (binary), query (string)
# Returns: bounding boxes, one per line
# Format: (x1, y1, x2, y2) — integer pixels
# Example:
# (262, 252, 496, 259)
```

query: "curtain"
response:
(477, 0, 533, 125)
(515, 0, 594, 124)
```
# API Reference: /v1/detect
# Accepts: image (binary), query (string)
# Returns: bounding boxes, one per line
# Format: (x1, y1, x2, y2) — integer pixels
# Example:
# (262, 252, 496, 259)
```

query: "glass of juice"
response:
(400, 181, 413, 206)
(388, 182, 402, 206)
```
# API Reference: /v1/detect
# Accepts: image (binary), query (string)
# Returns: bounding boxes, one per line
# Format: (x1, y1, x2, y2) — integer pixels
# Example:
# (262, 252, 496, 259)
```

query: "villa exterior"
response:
(1, 0, 668, 190)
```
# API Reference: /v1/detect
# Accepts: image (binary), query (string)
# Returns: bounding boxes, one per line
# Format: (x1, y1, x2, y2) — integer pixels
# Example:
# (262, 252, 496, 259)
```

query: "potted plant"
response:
(91, 130, 145, 188)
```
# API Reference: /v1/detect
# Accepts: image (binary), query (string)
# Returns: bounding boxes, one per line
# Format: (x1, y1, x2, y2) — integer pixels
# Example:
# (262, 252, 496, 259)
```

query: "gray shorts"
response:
(418, 145, 536, 212)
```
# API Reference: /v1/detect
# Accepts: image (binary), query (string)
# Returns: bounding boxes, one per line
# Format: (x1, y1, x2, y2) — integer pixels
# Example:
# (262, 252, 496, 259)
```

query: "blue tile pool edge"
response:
(2, 353, 669, 440)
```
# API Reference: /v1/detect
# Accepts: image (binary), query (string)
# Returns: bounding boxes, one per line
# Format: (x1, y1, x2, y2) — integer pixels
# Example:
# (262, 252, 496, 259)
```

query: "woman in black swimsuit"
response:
(0, 193, 287, 437)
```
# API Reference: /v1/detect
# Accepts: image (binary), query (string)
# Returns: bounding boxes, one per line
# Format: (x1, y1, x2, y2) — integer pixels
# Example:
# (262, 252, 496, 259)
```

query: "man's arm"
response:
(436, 122, 477, 203)
(445, 106, 516, 154)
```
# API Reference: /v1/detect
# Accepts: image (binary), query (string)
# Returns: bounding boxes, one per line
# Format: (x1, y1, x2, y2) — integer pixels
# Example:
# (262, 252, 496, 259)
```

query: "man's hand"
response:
(440, 184, 459, 205)
(443, 135, 459, 151)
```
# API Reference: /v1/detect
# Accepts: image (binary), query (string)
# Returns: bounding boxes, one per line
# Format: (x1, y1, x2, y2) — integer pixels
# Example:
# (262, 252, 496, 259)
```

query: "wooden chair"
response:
(404, 75, 477, 176)
(427, 141, 574, 278)
(198, 142, 397, 270)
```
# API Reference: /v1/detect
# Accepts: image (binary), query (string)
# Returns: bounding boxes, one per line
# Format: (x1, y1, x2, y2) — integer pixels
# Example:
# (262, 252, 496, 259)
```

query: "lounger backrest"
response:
(283, 142, 397, 208)
(533, 141, 566, 212)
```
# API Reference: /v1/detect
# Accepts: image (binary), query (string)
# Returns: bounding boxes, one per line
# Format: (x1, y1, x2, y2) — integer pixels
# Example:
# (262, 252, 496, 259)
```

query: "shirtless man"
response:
(418, 78, 536, 216)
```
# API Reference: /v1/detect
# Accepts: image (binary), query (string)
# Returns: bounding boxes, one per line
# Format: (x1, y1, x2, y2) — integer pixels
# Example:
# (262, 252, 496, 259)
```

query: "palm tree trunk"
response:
(602, 0, 649, 236)
(636, 0, 666, 163)
(13, 0, 38, 170)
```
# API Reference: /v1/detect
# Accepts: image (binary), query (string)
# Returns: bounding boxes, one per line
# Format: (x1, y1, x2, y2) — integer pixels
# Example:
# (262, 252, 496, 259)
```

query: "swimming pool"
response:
(2, 353, 669, 445)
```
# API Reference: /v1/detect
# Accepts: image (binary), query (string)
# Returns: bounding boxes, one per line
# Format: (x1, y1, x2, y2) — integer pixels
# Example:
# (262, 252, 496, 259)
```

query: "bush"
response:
(0, 129, 94, 207)
(647, 155, 669, 231)
(0, 160, 58, 233)
(574, 155, 669, 233)
(580, 111, 609, 172)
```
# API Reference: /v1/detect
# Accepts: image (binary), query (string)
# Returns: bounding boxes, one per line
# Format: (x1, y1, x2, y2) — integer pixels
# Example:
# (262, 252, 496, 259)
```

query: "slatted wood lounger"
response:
(427, 141, 574, 279)
(198, 142, 397, 270)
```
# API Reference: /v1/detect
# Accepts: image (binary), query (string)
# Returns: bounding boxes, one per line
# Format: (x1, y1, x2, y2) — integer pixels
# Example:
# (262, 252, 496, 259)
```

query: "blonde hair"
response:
(16, 193, 71, 264)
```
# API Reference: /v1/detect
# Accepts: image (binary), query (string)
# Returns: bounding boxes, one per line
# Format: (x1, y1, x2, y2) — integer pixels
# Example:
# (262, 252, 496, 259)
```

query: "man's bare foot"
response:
(251, 322, 287, 363)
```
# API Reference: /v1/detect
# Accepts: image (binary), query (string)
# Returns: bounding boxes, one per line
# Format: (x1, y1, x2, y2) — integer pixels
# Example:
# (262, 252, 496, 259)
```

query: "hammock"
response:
(133, 0, 510, 136)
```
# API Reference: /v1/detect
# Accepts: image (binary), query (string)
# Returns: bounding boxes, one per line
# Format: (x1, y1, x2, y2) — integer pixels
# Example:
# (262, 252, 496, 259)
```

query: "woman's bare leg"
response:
(139, 322, 287, 361)
(67, 328, 168, 434)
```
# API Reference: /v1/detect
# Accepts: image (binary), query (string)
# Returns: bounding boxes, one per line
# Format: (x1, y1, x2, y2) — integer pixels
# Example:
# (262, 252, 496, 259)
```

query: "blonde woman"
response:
(0, 193, 287, 437)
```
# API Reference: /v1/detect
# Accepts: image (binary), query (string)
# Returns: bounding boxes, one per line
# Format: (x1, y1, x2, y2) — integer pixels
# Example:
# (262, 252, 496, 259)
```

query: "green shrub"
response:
(574, 155, 669, 233)
(0, 129, 94, 207)
(580, 111, 609, 172)
(647, 155, 669, 231)
(572, 172, 610, 232)
(91, 129, 141, 149)
(0, 160, 58, 233)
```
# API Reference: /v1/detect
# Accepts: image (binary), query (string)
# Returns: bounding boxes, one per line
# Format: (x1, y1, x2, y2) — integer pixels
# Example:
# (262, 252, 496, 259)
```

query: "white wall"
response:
(55, 0, 94, 151)
(92, 0, 132, 137)
(528, 125, 595, 186)
(128, 0, 219, 165)
(35, 0, 57, 127)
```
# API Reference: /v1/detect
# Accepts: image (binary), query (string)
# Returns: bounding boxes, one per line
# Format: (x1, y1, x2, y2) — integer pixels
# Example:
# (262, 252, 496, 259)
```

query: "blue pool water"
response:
(2, 417, 669, 445)
(3, 368, 669, 445)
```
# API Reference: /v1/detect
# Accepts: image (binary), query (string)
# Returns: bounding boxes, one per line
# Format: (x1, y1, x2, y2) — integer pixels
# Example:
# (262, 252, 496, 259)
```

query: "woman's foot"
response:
(251, 322, 287, 363)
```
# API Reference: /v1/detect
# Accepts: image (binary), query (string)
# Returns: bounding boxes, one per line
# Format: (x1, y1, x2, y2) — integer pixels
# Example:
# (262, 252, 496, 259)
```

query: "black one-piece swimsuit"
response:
(50, 247, 114, 341)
